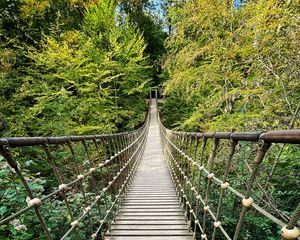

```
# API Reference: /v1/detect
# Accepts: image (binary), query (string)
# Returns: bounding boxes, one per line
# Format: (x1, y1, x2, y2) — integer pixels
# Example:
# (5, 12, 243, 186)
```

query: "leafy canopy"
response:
(162, 0, 300, 132)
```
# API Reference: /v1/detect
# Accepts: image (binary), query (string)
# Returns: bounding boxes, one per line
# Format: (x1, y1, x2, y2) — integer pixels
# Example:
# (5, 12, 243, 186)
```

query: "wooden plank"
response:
(120, 205, 182, 209)
(124, 199, 178, 204)
(105, 100, 192, 240)
(126, 192, 176, 195)
(130, 187, 175, 189)
(119, 209, 183, 213)
(106, 236, 193, 240)
(106, 230, 193, 236)
(129, 186, 175, 188)
(127, 190, 176, 192)
(119, 213, 184, 216)
(127, 190, 176, 193)
(125, 197, 178, 200)
(124, 198, 178, 200)
(116, 216, 186, 220)
(125, 196, 178, 199)
(127, 188, 176, 192)
(110, 225, 189, 230)
(122, 203, 181, 206)
(113, 220, 188, 225)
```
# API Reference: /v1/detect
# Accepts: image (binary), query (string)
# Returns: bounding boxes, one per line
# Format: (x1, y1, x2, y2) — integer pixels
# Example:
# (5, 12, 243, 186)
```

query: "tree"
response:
(162, 0, 300, 132)
(0, 0, 151, 137)
(119, 0, 168, 86)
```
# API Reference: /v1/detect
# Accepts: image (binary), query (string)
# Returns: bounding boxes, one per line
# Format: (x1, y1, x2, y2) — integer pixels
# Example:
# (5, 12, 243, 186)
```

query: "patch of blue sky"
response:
(234, 0, 243, 8)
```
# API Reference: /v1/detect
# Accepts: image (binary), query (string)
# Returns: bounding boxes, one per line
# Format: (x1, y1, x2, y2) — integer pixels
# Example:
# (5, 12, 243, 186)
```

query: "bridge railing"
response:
(0, 113, 149, 239)
(159, 119, 300, 239)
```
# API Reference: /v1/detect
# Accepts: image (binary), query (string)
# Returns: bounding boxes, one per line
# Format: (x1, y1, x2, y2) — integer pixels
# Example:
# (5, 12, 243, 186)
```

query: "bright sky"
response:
(149, 0, 164, 20)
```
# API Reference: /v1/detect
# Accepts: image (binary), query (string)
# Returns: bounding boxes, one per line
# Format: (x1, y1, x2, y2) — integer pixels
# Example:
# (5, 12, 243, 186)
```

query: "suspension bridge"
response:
(0, 98, 299, 240)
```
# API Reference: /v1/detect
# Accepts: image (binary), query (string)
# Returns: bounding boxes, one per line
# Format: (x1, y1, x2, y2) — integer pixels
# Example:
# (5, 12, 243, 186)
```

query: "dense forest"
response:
(162, 0, 300, 132)
(1, 0, 299, 137)
(0, 0, 299, 240)
(0, 0, 167, 137)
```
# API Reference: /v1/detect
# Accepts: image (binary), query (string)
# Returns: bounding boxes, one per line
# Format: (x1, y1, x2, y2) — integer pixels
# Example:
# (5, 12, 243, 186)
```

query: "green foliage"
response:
(161, 2, 300, 238)
(0, 0, 94, 45)
(119, 0, 168, 86)
(84, 0, 117, 39)
(162, 0, 300, 132)
(0, 147, 114, 239)
(170, 134, 299, 239)
(0, 0, 151, 137)
(0, 0, 156, 234)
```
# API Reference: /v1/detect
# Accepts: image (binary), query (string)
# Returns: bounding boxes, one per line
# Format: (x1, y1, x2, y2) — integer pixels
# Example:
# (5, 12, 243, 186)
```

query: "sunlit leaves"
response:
(163, 0, 300, 132)
(20, 0, 49, 19)
(0, 0, 151, 137)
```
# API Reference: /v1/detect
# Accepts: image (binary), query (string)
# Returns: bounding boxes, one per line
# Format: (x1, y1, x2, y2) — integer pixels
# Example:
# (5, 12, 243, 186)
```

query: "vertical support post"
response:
(233, 140, 271, 240)
(0, 143, 52, 240)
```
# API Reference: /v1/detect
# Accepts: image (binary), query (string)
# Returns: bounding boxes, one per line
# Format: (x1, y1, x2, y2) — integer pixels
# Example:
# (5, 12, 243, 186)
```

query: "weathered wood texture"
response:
(105, 100, 192, 240)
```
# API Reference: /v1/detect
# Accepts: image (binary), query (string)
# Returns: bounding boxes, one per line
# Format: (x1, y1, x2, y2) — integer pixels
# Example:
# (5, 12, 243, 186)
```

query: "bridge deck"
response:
(105, 100, 192, 240)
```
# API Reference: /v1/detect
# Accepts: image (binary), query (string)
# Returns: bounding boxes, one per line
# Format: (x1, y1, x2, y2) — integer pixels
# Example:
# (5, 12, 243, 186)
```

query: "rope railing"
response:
(159, 117, 300, 239)
(0, 113, 150, 239)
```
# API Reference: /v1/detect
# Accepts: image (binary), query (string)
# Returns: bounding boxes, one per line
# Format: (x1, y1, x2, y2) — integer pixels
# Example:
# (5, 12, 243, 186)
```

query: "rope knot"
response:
(77, 174, 84, 180)
(242, 197, 254, 207)
(213, 221, 221, 228)
(71, 220, 78, 227)
(281, 226, 300, 239)
(201, 234, 207, 239)
(207, 173, 214, 179)
(27, 198, 42, 207)
(85, 206, 91, 212)
(59, 184, 68, 192)
(221, 182, 229, 190)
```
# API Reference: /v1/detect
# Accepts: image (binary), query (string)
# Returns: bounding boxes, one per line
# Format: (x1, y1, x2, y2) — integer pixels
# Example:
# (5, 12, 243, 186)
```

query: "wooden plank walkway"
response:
(105, 100, 192, 240)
